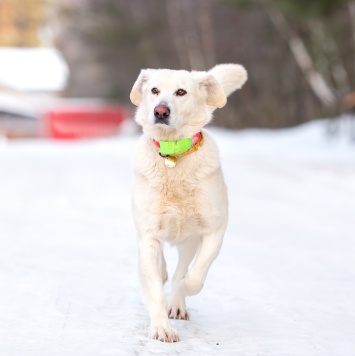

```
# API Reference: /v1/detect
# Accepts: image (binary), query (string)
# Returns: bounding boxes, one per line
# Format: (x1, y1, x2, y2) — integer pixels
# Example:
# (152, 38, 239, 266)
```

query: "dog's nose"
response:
(154, 104, 170, 124)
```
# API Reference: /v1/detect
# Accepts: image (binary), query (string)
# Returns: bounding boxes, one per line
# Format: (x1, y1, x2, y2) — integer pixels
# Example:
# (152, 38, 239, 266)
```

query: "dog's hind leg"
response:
(139, 238, 179, 342)
(168, 238, 199, 320)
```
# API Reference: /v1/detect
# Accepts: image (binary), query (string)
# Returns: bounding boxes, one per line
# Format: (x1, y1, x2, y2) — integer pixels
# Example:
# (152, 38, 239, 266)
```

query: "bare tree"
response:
(196, 0, 216, 69)
(128, 0, 161, 68)
(165, 0, 190, 69)
(267, 8, 337, 110)
(180, 0, 206, 70)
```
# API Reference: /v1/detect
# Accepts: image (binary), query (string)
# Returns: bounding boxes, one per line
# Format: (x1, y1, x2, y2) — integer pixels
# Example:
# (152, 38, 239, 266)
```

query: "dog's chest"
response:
(133, 138, 223, 243)
(155, 177, 203, 242)
(159, 176, 197, 211)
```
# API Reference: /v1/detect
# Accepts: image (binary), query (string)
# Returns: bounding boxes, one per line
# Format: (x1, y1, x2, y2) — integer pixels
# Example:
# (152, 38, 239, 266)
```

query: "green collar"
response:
(153, 137, 191, 155)
(153, 132, 202, 156)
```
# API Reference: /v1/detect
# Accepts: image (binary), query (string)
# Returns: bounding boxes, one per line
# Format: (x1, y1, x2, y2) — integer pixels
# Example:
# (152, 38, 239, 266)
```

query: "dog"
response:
(130, 64, 247, 342)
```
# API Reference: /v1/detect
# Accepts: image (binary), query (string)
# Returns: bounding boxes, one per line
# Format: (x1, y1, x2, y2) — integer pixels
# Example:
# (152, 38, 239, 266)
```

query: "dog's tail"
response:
(209, 64, 247, 98)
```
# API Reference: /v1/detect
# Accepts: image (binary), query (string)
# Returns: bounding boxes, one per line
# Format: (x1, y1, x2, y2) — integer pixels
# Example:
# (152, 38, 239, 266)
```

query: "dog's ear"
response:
(130, 70, 151, 106)
(208, 64, 247, 97)
(198, 73, 227, 108)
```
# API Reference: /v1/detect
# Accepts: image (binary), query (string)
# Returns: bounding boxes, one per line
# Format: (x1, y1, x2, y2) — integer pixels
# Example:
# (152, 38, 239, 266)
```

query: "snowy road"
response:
(0, 121, 354, 355)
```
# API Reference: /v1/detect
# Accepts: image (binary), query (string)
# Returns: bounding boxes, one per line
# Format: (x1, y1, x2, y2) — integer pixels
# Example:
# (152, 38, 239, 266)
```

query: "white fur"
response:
(130, 64, 247, 342)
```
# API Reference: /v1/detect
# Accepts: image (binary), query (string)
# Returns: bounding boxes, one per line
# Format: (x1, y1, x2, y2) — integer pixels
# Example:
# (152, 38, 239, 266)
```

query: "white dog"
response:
(130, 64, 247, 342)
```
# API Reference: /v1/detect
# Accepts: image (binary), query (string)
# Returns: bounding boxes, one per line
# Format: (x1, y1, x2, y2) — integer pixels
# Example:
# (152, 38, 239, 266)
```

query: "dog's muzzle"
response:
(154, 104, 170, 125)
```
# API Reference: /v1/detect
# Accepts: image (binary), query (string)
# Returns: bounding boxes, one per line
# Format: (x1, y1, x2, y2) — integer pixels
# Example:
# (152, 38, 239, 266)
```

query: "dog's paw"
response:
(168, 305, 190, 320)
(150, 325, 179, 342)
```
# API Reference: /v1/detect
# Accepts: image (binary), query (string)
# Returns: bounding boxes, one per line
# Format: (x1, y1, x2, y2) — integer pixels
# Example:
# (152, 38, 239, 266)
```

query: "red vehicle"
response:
(44, 104, 131, 139)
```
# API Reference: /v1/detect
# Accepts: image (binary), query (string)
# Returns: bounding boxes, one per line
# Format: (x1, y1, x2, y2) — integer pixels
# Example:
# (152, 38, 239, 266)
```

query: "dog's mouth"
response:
(154, 118, 170, 126)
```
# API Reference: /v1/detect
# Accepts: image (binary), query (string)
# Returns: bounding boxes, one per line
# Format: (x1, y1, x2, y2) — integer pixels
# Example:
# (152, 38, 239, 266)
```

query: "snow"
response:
(0, 120, 354, 355)
(0, 48, 68, 93)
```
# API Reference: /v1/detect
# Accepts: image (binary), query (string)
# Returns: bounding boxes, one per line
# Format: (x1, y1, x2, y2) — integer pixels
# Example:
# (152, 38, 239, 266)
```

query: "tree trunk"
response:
(308, 19, 350, 96)
(128, 0, 161, 68)
(196, 0, 216, 69)
(180, 0, 206, 70)
(348, 1, 355, 77)
(165, 0, 190, 69)
(267, 8, 336, 110)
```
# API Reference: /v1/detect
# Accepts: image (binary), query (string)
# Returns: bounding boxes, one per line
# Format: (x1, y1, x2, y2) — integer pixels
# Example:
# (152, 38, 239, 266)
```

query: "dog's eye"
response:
(175, 89, 187, 96)
(151, 88, 159, 95)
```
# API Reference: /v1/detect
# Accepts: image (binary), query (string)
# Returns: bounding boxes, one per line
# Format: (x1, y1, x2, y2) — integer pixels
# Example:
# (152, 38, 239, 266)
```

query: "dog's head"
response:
(130, 64, 247, 140)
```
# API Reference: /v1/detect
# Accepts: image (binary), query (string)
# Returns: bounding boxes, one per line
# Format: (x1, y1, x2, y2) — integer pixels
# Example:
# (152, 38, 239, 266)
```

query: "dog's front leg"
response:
(138, 238, 179, 342)
(175, 226, 225, 298)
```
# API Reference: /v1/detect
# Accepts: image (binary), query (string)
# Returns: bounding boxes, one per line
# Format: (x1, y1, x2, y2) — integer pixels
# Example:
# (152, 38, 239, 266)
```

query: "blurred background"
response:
(1, 0, 355, 138)
(1, 2, 355, 354)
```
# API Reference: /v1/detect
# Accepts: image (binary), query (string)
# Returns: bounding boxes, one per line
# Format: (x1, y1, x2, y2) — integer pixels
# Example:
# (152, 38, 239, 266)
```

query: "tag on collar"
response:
(164, 156, 177, 168)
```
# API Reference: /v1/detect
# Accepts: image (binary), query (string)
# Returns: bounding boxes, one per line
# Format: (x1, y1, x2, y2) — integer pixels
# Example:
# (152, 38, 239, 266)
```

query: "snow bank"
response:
(0, 48, 68, 93)
(0, 120, 354, 355)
